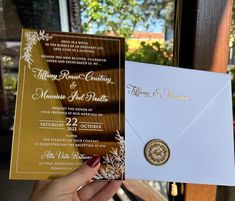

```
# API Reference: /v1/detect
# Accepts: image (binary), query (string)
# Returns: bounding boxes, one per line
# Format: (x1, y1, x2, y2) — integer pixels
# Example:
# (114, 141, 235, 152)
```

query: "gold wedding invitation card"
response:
(10, 29, 125, 180)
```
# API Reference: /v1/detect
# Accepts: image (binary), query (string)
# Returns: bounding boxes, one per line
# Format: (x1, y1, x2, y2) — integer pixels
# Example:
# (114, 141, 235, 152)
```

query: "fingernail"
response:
(87, 155, 100, 168)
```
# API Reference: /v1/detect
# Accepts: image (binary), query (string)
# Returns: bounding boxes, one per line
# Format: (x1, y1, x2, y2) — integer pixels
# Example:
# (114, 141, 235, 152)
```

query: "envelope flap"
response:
(126, 61, 231, 144)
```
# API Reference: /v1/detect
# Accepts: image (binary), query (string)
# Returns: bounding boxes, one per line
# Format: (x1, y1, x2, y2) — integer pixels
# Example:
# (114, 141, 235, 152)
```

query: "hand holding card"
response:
(10, 29, 235, 185)
(10, 29, 125, 180)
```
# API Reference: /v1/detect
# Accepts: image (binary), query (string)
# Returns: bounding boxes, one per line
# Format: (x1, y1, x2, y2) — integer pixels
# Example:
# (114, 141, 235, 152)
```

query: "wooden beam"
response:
(185, 184, 216, 201)
(193, 0, 233, 72)
(174, 0, 233, 72)
(174, 0, 233, 201)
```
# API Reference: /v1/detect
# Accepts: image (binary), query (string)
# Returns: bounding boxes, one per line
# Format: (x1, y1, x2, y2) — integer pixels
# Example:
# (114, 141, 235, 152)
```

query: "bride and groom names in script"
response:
(31, 68, 114, 102)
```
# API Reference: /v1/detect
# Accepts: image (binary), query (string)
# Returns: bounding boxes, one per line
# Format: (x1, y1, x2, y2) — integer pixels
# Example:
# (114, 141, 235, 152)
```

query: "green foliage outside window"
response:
(80, 0, 174, 65)
(126, 41, 173, 65)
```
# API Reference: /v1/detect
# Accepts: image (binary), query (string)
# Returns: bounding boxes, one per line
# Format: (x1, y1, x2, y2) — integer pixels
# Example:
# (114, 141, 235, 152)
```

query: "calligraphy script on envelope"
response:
(125, 61, 235, 185)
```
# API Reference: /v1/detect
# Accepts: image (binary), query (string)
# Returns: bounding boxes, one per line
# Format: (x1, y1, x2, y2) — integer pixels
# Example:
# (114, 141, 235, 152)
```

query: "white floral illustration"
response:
(94, 130, 125, 180)
(22, 30, 52, 69)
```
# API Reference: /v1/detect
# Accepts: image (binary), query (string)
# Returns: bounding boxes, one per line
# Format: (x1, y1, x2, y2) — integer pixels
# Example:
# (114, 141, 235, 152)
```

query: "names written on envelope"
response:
(127, 84, 190, 100)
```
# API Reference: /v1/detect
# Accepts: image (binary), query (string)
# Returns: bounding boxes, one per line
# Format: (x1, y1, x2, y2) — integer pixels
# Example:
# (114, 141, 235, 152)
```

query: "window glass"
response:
(0, 1, 175, 200)
(0, 0, 61, 135)
(80, 0, 174, 66)
(78, 1, 175, 200)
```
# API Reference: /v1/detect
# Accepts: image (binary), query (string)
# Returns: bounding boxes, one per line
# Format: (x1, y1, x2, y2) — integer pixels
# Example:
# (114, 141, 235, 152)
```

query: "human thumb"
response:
(52, 155, 100, 192)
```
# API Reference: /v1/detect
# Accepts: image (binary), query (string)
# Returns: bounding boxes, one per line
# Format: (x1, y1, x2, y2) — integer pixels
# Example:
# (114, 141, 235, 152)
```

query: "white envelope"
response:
(125, 61, 235, 185)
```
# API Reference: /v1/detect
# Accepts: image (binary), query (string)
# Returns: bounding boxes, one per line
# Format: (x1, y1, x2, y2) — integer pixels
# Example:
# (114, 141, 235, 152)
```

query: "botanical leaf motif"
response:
(94, 130, 125, 180)
(21, 30, 53, 69)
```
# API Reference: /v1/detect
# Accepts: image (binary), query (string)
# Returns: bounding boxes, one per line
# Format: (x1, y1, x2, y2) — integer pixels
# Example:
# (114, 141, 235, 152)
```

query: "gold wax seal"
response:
(144, 139, 170, 166)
